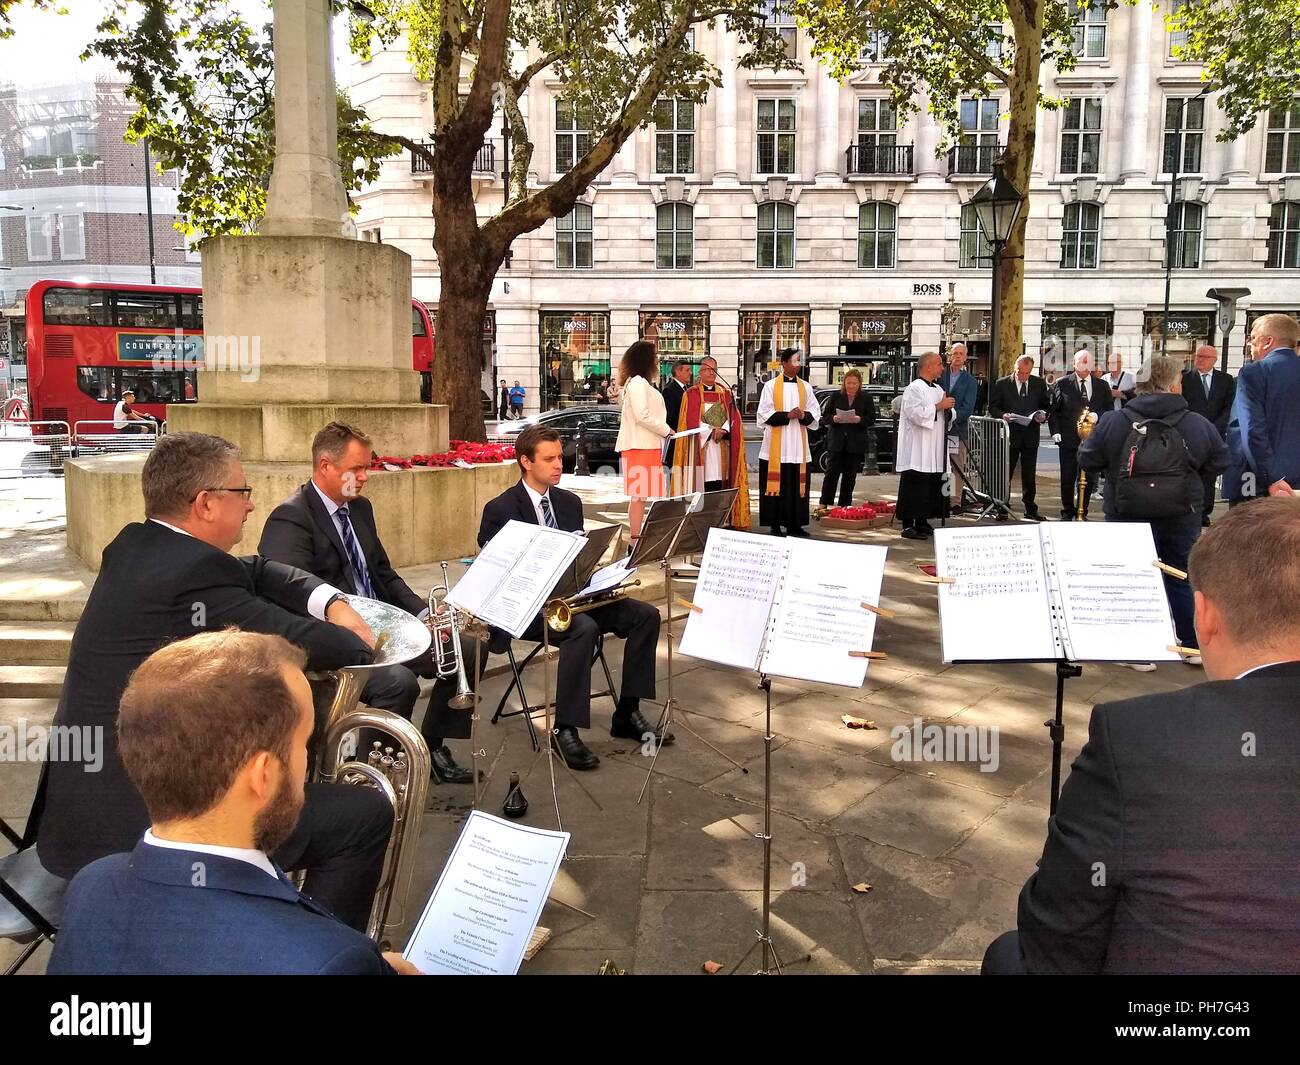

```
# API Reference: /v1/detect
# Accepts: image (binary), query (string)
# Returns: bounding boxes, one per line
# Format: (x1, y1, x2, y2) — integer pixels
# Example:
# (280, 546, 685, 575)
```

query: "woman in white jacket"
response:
(614, 340, 673, 541)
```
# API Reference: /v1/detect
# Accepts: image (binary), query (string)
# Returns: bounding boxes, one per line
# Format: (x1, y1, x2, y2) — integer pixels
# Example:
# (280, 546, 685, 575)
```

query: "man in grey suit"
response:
(984, 499, 1300, 974)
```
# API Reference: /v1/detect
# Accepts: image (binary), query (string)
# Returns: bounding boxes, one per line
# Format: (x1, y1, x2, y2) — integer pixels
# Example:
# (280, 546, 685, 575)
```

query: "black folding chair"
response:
(0, 766, 67, 975)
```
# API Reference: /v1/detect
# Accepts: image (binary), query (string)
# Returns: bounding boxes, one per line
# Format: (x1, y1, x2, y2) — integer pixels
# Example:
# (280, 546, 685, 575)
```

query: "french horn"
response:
(312, 594, 432, 944)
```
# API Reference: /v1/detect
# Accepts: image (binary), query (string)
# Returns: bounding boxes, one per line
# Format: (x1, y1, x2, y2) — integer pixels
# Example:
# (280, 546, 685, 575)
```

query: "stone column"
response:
(714, 17, 739, 184)
(815, 66, 841, 184)
(262, 0, 352, 238)
(1224, 130, 1250, 181)
(916, 94, 941, 179)
(1120, 4, 1153, 180)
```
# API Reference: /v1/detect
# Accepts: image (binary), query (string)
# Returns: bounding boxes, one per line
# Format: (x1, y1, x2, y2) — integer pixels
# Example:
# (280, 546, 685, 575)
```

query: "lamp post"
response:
(1160, 85, 1211, 357)
(969, 163, 1025, 376)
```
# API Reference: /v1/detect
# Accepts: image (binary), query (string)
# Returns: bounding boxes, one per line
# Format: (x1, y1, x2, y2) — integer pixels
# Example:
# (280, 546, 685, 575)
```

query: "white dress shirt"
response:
(143, 829, 280, 880)
(521, 479, 559, 528)
(147, 518, 341, 620)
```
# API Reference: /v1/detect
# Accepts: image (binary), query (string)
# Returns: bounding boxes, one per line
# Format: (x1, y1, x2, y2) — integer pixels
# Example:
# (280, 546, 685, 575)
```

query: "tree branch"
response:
(906, 0, 1012, 88)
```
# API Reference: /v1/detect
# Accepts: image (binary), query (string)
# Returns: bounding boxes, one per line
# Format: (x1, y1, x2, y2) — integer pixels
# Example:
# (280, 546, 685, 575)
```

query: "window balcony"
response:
(947, 143, 1004, 178)
(409, 140, 497, 177)
(845, 143, 914, 177)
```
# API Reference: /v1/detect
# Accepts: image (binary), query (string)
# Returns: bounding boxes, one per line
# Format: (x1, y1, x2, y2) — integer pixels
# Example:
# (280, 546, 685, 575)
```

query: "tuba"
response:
(312, 594, 432, 944)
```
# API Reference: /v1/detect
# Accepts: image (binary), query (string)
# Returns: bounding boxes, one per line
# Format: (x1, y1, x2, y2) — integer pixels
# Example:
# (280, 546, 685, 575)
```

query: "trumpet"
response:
(544, 581, 642, 632)
(427, 562, 487, 711)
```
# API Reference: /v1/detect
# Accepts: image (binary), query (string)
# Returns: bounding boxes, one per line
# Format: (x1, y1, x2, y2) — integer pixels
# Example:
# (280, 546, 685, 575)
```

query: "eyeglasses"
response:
(200, 486, 254, 499)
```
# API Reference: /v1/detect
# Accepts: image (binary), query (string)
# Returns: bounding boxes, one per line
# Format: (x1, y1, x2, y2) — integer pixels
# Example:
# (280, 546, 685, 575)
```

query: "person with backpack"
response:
(1078, 355, 1228, 667)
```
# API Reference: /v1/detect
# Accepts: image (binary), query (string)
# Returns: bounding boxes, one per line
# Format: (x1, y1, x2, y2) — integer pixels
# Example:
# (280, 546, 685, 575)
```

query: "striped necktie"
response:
(334, 505, 375, 598)
(539, 495, 558, 529)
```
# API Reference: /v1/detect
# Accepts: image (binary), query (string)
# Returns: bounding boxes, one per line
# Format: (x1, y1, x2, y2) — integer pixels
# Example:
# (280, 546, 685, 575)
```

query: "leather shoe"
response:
(788, 526, 811, 538)
(900, 526, 926, 540)
(1024, 509, 1044, 522)
(610, 707, 675, 746)
(552, 726, 600, 770)
(430, 745, 474, 784)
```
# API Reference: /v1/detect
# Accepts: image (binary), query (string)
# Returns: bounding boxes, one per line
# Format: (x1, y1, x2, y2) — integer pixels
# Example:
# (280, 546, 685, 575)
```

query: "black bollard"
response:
(574, 420, 591, 477)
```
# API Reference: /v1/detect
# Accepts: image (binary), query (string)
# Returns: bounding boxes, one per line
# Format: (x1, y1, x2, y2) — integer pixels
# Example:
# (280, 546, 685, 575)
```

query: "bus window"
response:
(43, 287, 111, 326)
(412, 303, 427, 336)
(76, 366, 114, 401)
(76, 367, 190, 405)
(112, 291, 178, 329)
(180, 293, 203, 330)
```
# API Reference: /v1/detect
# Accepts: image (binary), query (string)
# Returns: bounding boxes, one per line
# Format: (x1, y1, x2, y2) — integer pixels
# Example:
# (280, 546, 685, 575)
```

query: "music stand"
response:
(634, 489, 746, 804)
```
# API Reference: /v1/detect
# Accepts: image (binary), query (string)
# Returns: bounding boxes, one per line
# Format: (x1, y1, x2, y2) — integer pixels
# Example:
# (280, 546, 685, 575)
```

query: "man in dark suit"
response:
(1048, 349, 1111, 519)
(50, 631, 421, 974)
(984, 499, 1300, 974)
(1224, 313, 1300, 506)
(661, 360, 692, 468)
(1181, 344, 1236, 526)
(478, 425, 666, 771)
(988, 355, 1050, 521)
(38, 432, 392, 932)
(259, 421, 479, 785)
(497, 379, 510, 421)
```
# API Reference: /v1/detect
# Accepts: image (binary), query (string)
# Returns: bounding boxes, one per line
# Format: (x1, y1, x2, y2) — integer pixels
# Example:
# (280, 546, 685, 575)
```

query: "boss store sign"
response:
(639, 310, 710, 357)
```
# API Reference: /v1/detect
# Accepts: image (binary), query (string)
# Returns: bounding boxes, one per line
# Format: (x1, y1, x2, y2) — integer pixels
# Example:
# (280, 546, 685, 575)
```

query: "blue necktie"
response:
(539, 496, 558, 529)
(335, 505, 374, 598)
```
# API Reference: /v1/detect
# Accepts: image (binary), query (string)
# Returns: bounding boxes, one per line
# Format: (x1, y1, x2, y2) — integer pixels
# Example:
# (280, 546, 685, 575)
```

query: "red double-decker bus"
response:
(24, 279, 437, 430)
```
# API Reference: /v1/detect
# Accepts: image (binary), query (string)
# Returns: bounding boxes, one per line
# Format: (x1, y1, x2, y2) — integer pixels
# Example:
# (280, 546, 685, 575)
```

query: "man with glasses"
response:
(1224, 314, 1300, 506)
(38, 432, 393, 933)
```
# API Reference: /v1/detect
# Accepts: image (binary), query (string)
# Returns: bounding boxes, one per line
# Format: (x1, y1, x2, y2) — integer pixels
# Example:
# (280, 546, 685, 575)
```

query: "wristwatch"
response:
(324, 592, 347, 613)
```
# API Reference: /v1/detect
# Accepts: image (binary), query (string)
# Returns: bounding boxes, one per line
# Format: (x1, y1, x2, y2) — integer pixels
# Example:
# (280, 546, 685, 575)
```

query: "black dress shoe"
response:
(769, 526, 786, 537)
(788, 526, 811, 538)
(430, 745, 474, 784)
(551, 726, 600, 770)
(610, 708, 675, 746)
(900, 526, 926, 540)
(1024, 509, 1044, 522)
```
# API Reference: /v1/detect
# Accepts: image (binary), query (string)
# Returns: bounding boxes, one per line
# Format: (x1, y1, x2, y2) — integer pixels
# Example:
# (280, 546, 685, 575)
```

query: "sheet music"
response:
(934, 526, 1058, 662)
(1043, 523, 1180, 662)
(578, 559, 636, 597)
(678, 529, 785, 670)
(445, 520, 585, 638)
(667, 424, 712, 441)
(759, 541, 887, 687)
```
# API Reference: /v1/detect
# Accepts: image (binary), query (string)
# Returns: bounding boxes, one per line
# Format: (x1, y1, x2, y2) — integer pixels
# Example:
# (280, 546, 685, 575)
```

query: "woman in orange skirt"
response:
(614, 340, 674, 542)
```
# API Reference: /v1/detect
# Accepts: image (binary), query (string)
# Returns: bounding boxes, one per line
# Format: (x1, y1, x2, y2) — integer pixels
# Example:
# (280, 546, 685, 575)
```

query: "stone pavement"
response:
(0, 466, 1199, 975)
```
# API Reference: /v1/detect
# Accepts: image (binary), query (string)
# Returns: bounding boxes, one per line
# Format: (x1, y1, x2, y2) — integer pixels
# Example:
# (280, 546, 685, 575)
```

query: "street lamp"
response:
(1160, 84, 1212, 356)
(970, 163, 1025, 374)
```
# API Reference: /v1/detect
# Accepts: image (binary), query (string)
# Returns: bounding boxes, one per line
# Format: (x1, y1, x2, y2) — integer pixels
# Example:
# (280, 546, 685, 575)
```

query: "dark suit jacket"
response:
(988, 373, 1051, 448)
(820, 391, 875, 455)
(1224, 348, 1300, 499)
(478, 480, 584, 545)
(1048, 373, 1112, 449)
(662, 377, 687, 462)
(1181, 368, 1235, 436)
(48, 842, 393, 975)
(39, 521, 372, 879)
(258, 483, 425, 617)
(1017, 662, 1300, 974)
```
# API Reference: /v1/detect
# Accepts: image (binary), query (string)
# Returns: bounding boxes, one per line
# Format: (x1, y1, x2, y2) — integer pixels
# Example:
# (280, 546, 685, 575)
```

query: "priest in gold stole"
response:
(756, 347, 821, 537)
(671, 356, 751, 529)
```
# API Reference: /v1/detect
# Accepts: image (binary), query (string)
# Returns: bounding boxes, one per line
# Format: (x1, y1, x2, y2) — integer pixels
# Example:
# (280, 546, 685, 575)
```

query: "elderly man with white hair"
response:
(1048, 349, 1111, 520)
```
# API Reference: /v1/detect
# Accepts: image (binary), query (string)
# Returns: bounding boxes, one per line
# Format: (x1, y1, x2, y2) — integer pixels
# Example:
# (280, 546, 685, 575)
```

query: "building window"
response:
(984, 23, 1005, 61)
(1265, 99, 1300, 174)
(1060, 97, 1103, 175)
(857, 99, 898, 155)
(764, 1, 797, 60)
(956, 98, 1001, 173)
(1162, 96, 1204, 173)
(757, 98, 797, 174)
(58, 213, 85, 260)
(26, 212, 53, 261)
(1070, 0, 1108, 58)
(858, 28, 888, 63)
(1267, 202, 1300, 269)
(1167, 0, 1189, 58)
(555, 99, 592, 173)
(654, 99, 695, 175)
(1164, 201, 1203, 269)
(757, 201, 795, 269)
(555, 203, 593, 269)
(656, 202, 693, 269)
(959, 203, 993, 268)
(857, 202, 896, 269)
(1061, 202, 1101, 269)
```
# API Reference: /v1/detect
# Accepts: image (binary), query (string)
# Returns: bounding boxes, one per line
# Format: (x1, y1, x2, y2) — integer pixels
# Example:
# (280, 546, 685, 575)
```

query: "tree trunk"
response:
(430, 206, 496, 442)
(1001, 0, 1045, 378)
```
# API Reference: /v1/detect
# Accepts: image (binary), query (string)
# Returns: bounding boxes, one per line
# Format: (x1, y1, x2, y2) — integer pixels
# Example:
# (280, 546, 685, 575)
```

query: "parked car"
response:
(494, 406, 622, 472)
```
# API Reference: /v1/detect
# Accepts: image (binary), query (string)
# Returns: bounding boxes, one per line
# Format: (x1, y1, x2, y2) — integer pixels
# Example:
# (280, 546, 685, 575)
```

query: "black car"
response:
(496, 405, 622, 472)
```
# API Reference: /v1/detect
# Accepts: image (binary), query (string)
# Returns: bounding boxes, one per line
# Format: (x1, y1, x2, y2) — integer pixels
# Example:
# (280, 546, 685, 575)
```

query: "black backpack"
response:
(1114, 409, 1193, 520)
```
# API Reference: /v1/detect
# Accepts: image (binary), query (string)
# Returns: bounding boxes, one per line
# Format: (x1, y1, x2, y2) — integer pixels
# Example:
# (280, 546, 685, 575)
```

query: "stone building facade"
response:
(348, 2, 1300, 415)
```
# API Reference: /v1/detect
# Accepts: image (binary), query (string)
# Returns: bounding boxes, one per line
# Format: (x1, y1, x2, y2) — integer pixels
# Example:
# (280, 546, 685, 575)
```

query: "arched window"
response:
(656, 203, 693, 269)
(857, 202, 897, 268)
(757, 201, 795, 269)
(1267, 202, 1300, 268)
(1061, 202, 1101, 269)
(555, 203, 593, 269)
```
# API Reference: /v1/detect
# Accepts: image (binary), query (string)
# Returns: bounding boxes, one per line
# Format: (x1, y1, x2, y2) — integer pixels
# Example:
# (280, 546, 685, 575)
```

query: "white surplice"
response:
(896, 377, 950, 474)
(757, 375, 822, 462)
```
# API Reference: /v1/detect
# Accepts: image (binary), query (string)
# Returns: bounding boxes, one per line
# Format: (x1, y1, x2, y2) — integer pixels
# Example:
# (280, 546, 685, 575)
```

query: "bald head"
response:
(918, 351, 943, 381)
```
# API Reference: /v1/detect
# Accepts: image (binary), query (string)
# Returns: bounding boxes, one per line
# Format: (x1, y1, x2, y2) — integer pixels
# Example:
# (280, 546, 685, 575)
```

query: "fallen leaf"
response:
(851, 882, 873, 894)
(702, 960, 723, 975)
(841, 714, 878, 730)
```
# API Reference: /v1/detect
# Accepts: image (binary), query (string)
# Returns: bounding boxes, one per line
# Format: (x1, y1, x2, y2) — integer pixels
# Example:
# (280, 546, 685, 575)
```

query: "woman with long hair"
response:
(614, 340, 674, 541)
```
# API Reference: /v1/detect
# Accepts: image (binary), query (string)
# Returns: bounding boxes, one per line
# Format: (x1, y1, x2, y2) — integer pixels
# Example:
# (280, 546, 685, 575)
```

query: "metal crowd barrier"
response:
(72, 420, 162, 455)
(960, 415, 1013, 521)
(0, 420, 72, 478)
